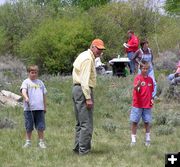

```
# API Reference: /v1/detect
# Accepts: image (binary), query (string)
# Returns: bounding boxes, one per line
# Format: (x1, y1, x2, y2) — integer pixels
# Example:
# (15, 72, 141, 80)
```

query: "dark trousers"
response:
(72, 85, 94, 154)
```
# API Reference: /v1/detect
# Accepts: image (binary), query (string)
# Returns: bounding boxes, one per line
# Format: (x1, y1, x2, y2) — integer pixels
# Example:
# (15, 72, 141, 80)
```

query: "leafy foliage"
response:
(19, 15, 94, 74)
(165, 0, 180, 15)
(72, 0, 110, 10)
(89, 1, 162, 61)
(0, 1, 180, 75)
(0, 27, 6, 54)
(0, 0, 49, 55)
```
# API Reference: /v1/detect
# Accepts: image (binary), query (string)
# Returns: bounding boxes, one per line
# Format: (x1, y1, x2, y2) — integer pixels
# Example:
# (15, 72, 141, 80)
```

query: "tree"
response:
(164, 0, 180, 15)
(72, 0, 110, 10)
(19, 15, 94, 74)
(0, 27, 6, 54)
(0, 0, 49, 55)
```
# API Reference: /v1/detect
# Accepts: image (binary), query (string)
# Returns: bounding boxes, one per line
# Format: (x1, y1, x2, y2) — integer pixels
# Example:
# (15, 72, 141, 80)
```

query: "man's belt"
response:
(73, 83, 93, 89)
(74, 83, 81, 86)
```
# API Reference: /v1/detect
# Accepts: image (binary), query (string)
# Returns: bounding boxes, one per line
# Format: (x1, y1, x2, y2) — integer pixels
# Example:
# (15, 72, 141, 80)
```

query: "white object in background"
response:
(95, 57, 105, 68)
(109, 57, 130, 64)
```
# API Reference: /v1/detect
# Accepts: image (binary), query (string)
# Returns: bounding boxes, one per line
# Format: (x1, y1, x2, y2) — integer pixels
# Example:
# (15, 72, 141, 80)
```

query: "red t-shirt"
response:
(126, 35, 139, 53)
(132, 74, 154, 108)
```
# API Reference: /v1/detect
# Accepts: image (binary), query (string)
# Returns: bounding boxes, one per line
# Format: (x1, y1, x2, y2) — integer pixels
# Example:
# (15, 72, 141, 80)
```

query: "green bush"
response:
(19, 15, 94, 74)
(155, 125, 174, 135)
(102, 119, 118, 133)
(0, 27, 6, 54)
(89, 1, 164, 61)
(47, 87, 66, 104)
(152, 16, 180, 52)
(154, 111, 180, 127)
(0, 1, 49, 55)
(89, 3, 131, 61)
(1, 1, 180, 75)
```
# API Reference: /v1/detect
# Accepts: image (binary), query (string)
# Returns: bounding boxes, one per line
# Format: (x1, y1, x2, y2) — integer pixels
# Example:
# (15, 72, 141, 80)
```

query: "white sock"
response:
(146, 133, 150, 141)
(131, 134, 136, 143)
(39, 139, 44, 143)
(26, 139, 31, 143)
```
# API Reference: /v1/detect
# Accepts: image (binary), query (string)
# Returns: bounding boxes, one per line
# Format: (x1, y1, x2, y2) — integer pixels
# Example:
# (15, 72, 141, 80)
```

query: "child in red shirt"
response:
(130, 61, 154, 146)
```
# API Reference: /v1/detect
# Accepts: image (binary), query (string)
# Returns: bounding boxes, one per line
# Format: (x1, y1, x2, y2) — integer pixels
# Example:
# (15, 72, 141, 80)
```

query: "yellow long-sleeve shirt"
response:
(72, 49, 96, 99)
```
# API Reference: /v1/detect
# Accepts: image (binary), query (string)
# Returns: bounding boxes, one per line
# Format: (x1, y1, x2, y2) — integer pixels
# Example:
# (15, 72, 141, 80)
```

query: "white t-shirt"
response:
(20, 78, 47, 111)
(95, 57, 104, 68)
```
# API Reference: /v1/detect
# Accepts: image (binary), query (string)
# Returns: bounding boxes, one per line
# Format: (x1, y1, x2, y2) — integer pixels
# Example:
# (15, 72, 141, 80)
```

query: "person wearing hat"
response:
(72, 39, 105, 155)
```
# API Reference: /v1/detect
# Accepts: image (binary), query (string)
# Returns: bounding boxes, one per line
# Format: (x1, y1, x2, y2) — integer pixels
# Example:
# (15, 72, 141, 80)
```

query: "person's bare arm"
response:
(21, 89, 29, 103)
(134, 80, 141, 91)
(43, 94, 47, 113)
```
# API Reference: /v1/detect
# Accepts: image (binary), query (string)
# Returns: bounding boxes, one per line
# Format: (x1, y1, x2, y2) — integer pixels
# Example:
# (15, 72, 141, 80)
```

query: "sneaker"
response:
(23, 141, 31, 148)
(79, 149, 90, 156)
(130, 142, 136, 147)
(38, 141, 46, 149)
(145, 141, 151, 147)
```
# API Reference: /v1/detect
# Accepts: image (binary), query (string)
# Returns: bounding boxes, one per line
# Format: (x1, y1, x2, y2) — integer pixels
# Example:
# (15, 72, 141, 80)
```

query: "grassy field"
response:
(0, 75, 179, 167)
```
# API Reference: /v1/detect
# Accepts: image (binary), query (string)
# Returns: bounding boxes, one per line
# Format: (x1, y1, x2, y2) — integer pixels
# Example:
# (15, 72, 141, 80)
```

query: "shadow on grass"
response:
(90, 143, 112, 155)
(90, 149, 109, 155)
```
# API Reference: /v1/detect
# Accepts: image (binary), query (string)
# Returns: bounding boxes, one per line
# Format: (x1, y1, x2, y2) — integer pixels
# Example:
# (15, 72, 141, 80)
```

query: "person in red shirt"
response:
(123, 30, 139, 74)
(130, 61, 154, 147)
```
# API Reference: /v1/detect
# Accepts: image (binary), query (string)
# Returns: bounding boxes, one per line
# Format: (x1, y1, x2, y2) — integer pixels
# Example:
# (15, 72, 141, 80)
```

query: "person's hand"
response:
(86, 99, 93, 109)
(44, 110, 46, 114)
(134, 80, 141, 92)
(174, 73, 180, 78)
(150, 99, 154, 106)
(137, 80, 141, 87)
(24, 97, 29, 103)
(123, 43, 129, 48)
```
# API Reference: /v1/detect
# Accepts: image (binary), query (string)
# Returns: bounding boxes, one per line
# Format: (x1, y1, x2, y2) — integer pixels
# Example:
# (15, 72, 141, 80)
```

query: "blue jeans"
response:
(127, 52, 135, 74)
(167, 73, 175, 81)
(130, 107, 152, 123)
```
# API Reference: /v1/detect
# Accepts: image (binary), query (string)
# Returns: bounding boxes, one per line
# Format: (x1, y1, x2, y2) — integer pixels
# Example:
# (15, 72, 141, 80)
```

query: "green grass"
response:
(0, 76, 180, 167)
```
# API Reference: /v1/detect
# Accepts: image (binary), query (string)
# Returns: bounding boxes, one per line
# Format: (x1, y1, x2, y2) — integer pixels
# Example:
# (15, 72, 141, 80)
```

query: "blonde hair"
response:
(27, 65, 39, 73)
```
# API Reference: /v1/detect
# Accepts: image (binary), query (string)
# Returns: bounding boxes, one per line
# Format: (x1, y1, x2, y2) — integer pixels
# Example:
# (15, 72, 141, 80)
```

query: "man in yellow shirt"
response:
(72, 39, 105, 155)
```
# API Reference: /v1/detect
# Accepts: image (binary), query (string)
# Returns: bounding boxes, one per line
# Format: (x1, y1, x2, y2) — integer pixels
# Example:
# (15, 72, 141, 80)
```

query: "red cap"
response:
(91, 39, 105, 50)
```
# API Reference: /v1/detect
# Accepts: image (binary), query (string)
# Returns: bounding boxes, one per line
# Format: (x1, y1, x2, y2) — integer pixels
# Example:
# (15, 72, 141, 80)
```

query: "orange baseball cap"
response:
(91, 39, 105, 50)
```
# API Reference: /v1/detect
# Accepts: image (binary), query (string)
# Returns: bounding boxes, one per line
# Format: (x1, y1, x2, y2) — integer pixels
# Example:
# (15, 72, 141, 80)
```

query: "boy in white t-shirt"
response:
(20, 65, 47, 148)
